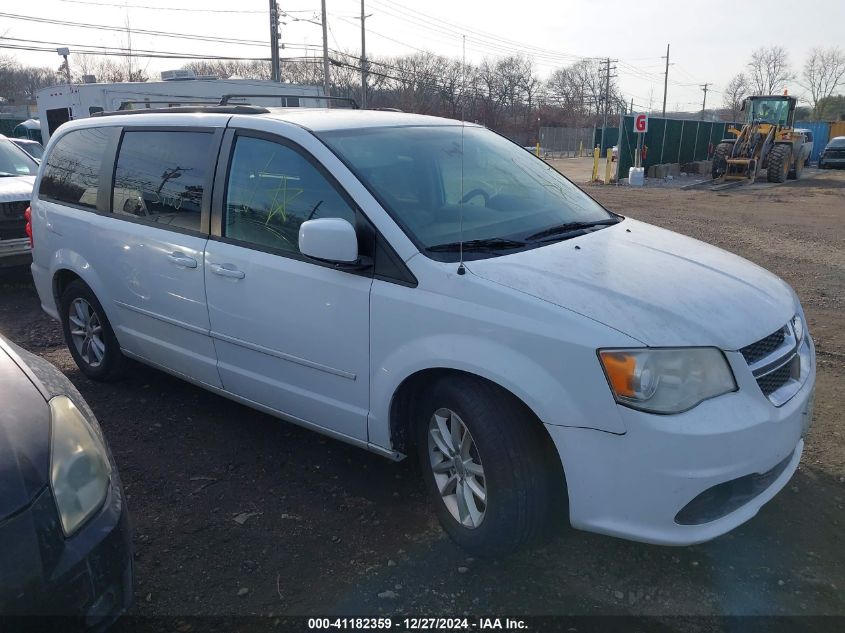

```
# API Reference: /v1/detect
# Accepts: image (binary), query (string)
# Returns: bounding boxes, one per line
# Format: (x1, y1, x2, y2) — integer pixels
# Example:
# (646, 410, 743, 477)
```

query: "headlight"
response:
(598, 348, 737, 414)
(49, 396, 111, 536)
(791, 313, 805, 346)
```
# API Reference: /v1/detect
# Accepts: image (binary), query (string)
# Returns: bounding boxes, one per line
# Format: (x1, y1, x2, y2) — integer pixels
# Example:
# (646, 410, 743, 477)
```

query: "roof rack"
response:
(218, 93, 359, 109)
(92, 105, 270, 117)
(116, 99, 213, 110)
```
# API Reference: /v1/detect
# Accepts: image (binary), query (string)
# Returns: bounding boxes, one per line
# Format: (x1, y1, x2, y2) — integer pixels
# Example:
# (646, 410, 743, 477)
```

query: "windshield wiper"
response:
(426, 237, 527, 253)
(524, 217, 620, 242)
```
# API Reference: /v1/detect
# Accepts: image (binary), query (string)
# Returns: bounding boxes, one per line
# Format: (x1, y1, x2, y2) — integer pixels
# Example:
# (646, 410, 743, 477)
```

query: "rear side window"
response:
(112, 130, 213, 233)
(39, 127, 110, 209)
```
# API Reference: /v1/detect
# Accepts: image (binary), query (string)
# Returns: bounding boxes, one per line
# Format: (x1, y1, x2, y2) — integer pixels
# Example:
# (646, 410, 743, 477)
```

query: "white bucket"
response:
(628, 167, 645, 187)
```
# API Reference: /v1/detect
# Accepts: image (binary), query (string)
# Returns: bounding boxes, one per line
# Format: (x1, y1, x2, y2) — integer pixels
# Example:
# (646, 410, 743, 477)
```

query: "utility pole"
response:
(269, 0, 280, 82)
(358, 1, 372, 108)
(599, 58, 617, 154)
(321, 0, 330, 96)
(700, 83, 710, 118)
(661, 43, 670, 117)
(57, 47, 70, 85)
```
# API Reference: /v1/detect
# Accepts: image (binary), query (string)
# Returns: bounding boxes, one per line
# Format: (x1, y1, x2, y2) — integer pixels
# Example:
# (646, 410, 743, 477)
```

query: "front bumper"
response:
(547, 340, 816, 546)
(0, 473, 134, 628)
(819, 156, 845, 167)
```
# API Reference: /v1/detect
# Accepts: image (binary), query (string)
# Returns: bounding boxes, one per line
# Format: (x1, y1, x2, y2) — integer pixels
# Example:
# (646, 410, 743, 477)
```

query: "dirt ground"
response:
(0, 167, 843, 629)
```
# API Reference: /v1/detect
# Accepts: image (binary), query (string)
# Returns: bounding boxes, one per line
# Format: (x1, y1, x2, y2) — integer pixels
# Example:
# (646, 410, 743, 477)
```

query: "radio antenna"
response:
(457, 34, 467, 276)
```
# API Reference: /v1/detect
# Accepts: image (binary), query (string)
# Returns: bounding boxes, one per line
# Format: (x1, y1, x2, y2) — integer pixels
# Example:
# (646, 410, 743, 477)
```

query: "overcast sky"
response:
(4, 0, 844, 111)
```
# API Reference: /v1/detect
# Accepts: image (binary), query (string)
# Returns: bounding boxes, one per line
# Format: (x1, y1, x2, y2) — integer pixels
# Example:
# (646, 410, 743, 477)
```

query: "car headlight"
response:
(791, 313, 805, 346)
(598, 348, 737, 414)
(49, 395, 111, 536)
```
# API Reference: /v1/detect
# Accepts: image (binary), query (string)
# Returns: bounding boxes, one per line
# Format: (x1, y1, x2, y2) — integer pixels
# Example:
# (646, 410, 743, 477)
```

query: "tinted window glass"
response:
(224, 135, 356, 254)
(39, 127, 109, 208)
(112, 130, 212, 232)
(319, 126, 612, 254)
(0, 139, 37, 177)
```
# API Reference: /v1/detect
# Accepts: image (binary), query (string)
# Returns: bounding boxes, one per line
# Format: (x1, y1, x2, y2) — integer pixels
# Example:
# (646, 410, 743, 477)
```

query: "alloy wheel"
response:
(427, 407, 487, 529)
(68, 298, 106, 368)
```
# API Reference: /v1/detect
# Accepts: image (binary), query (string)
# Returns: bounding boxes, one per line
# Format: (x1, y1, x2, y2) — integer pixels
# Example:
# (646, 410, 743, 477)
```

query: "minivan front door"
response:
(204, 132, 371, 442)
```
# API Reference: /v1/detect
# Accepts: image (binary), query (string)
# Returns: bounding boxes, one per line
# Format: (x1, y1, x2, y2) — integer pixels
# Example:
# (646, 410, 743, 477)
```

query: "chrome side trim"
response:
(113, 300, 209, 336)
(210, 330, 356, 381)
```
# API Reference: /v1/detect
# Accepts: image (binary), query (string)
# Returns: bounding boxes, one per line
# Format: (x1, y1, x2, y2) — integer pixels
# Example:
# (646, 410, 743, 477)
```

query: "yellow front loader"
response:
(711, 95, 809, 183)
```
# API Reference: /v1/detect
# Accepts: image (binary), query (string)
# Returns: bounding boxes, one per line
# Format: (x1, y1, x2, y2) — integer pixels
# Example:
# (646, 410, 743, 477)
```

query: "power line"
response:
(0, 12, 269, 47)
(56, 0, 308, 13)
(0, 42, 276, 61)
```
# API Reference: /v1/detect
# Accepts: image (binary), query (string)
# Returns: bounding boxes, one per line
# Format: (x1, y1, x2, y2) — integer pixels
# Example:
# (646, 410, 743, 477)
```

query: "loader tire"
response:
(767, 144, 791, 183)
(711, 142, 733, 179)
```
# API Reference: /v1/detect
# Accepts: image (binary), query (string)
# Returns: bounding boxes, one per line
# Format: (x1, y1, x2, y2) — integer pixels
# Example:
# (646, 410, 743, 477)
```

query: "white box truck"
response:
(35, 74, 324, 144)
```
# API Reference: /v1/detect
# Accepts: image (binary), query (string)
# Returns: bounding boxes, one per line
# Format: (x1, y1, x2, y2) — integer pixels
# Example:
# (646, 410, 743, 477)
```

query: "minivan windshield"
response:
(319, 125, 616, 260)
(0, 139, 38, 177)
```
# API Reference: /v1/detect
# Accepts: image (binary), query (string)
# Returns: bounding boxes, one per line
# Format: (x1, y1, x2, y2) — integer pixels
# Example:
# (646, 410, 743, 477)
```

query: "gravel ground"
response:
(0, 169, 843, 629)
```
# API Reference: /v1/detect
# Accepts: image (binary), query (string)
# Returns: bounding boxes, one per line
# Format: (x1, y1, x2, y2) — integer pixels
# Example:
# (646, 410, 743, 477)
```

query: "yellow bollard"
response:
(605, 148, 613, 184)
(536, 142, 541, 157)
(592, 146, 600, 181)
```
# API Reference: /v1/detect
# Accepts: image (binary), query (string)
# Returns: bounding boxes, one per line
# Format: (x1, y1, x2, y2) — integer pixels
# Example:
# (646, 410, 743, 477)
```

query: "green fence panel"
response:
(642, 118, 665, 169)
(692, 122, 711, 161)
(661, 119, 684, 165)
(677, 121, 698, 164)
(0, 119, 24, 136)
(594, 127, 619, 154)
(617, 116, 635, 178)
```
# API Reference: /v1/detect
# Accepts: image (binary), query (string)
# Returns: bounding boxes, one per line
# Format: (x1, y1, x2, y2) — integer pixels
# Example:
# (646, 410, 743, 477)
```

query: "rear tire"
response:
(60, 280, 125, 381)
(415, 375, 557, 555)
(711, 142, 733, 179)
(767, 144, 791, 183)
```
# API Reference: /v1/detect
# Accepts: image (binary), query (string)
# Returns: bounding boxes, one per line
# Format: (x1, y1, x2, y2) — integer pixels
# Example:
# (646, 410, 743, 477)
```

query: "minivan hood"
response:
(466, 219, 795, 349)
(0, 175, 35, 202)
(0, 346, 50, 521)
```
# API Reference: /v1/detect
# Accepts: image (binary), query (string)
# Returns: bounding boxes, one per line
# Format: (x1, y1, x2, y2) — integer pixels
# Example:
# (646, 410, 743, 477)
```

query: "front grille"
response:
(741, 322, 802, 405)
(824, 149, 845, 158)
(0, 200, 29, 240)
(757, 358, 797, 396)
(740, 327, 786, 365)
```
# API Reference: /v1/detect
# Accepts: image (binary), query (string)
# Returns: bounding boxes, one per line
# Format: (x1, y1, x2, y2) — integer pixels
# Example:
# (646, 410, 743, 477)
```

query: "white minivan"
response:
(29, 105, 816, 553)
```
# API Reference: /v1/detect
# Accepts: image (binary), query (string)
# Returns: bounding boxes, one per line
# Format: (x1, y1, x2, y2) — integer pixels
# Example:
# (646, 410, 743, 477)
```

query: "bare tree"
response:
(801, 47, 845, 120)
(747, 46, 794, 95)
(722, 73, 749, 121)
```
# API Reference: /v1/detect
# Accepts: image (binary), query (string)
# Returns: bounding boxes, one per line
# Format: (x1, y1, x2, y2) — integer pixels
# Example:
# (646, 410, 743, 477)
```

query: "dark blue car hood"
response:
(0, 344, 51, 521)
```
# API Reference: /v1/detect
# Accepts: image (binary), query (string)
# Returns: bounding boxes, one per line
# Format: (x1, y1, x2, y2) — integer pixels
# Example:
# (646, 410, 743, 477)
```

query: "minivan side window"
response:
(112, 130, 212, 232)
(224, 135, 356, 255)
(39, 127, 110, 209)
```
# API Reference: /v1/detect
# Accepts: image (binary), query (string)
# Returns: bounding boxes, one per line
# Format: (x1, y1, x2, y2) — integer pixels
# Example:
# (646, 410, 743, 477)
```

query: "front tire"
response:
(415, 375, 556, 555)
(711, 142, 733, 179)
(767, 144, 791, 183)
(60, 280, 125, 381)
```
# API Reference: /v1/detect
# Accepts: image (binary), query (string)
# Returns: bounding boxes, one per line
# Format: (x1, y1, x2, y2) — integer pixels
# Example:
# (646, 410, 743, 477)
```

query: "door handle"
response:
(167, 252, 198, 268)
(210, 263, 245, 279)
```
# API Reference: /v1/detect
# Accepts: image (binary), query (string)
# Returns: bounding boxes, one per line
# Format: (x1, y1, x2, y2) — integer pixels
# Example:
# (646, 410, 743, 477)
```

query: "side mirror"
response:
(298, 218, 359, 264)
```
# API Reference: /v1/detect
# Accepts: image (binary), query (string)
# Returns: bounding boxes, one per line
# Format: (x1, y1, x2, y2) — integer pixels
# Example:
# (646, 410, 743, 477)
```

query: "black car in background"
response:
(0, 335, 133, 629)
(818, 135, 845, 169)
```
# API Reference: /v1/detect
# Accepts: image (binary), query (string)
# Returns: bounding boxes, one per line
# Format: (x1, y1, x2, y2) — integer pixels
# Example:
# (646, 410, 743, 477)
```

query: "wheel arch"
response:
(387, 367, 567, 494)
(50, 250, 111, 322)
